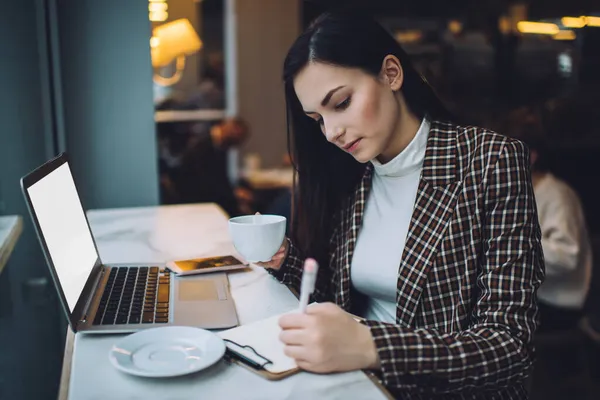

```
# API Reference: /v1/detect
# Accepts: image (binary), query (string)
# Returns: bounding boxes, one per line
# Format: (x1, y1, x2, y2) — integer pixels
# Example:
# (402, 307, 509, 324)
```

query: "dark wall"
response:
(0, 1, 162, 399)
(56, 0, 159, 209)
(0, 1, 63, 399)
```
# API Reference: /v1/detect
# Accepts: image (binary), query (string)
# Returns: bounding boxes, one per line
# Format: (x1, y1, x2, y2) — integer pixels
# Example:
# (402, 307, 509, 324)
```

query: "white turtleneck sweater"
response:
(351, 118, 430, 323)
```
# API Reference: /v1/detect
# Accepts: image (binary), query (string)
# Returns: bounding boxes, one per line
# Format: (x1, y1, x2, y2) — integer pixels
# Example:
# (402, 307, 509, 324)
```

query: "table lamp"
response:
(151, 18, 202, 86)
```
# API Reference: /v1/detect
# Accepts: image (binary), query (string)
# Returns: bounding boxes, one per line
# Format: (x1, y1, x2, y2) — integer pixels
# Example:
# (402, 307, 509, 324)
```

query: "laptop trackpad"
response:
(178, 280, 221, 301)
(173, 274, 237, 329)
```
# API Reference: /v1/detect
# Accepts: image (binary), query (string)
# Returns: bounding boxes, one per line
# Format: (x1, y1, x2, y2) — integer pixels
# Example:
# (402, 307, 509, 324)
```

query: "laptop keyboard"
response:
(92, 266, 171, 325)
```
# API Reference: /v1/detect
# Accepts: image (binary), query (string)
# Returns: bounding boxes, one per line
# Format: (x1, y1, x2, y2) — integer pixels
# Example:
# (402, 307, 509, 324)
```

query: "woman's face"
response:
(293, 62, 400, 163)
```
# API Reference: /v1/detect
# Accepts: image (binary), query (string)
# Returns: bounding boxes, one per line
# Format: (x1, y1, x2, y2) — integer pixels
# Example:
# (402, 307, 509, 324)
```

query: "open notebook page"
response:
(218, 311, 297, 374)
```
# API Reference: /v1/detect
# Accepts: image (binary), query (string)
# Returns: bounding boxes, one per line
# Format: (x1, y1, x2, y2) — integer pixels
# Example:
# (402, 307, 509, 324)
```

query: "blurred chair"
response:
(531, 324, 592, 399)
(580, 315, 600, 387)
(531, 234, 600, 399)
(580, 234, 600, 393)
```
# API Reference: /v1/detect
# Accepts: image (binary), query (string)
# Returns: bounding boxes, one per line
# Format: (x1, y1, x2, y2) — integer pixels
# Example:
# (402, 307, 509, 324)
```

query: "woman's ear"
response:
(379, 55, 404, 91)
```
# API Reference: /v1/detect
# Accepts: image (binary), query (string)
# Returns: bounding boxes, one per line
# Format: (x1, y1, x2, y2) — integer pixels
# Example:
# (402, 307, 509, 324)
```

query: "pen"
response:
(298, 258, 318, 313)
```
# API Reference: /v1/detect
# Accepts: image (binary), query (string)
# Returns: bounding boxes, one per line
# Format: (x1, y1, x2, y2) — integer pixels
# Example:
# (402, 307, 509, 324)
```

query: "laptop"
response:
(20, 153, 239, 334)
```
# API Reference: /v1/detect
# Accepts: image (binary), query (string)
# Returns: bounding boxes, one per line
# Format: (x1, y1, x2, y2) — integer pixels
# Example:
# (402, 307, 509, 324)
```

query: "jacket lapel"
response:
(335, 165, 373, 310)
(337, 120, 462, 324)
(395, 121, 462, 326)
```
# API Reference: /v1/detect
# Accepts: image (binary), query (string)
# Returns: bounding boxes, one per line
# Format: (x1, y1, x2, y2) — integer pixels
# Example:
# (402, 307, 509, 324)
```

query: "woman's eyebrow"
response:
(304, 85, 346, 114)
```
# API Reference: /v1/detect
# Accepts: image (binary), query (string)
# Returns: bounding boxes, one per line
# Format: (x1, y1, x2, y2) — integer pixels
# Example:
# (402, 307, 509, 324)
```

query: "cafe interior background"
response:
(0, 0, 599, 398)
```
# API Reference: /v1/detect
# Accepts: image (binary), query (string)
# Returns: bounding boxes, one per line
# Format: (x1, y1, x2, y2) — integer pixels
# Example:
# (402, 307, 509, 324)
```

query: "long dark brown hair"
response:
(284, 12, 452, 266)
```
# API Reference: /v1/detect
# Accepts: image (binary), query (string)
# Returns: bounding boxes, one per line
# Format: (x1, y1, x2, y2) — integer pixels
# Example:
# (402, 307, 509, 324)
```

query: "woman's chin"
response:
(351, 148, 375, 164)
(352, 155, 371, 163)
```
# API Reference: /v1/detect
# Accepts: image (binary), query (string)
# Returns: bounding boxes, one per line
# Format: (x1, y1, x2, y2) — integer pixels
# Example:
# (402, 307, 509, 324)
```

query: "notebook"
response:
(217, 305, 364, 380)
(218, 311, 300, 380)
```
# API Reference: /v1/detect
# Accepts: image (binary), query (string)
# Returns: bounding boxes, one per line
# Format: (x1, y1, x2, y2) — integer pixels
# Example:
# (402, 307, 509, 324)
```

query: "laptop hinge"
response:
(78, 266, 107, 326)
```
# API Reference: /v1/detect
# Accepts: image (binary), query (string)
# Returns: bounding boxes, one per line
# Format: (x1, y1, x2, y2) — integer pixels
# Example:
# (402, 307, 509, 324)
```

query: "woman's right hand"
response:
(255, 238, 289, 270)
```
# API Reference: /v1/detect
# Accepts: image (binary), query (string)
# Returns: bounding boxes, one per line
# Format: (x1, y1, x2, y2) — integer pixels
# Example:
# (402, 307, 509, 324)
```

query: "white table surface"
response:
(60, 204, 389, 400)
(0, 215, 23, 276)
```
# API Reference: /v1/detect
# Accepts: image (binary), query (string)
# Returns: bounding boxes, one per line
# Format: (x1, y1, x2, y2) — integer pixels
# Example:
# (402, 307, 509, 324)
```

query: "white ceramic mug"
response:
(228, 214, 286, 263)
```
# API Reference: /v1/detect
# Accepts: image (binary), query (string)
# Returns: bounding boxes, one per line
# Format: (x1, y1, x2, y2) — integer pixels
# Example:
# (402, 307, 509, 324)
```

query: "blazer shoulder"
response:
(432, 122, 529, 183)
(451, 123, 528, 161)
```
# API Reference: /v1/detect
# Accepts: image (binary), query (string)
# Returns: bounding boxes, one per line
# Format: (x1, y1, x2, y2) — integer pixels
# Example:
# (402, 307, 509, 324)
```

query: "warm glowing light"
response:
(149, 2, 168, 12)
(149, 11, 168, 22)
(498, 16, 512, 34)
(448, 20, 462, 34)
(149, 1, 168, 22)
(554, 30, 577, 40)
(585, 16, 600, 27)
(517, 21, 560, 35)
(395, 30, 423, 44)
(562, 17, 586, 28)
(151, 18, 202, 68)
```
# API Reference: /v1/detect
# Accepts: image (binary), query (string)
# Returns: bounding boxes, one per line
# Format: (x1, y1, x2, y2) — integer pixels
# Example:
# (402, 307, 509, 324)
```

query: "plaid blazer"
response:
(271, 120, 545, 399)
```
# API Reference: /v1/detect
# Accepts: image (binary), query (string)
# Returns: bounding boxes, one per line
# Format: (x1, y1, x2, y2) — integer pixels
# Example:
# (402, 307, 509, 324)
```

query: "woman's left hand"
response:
(278, 302, 380, 373)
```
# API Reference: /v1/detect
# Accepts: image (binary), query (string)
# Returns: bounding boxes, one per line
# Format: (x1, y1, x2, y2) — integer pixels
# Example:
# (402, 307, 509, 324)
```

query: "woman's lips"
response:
(344, 139, 362, 153)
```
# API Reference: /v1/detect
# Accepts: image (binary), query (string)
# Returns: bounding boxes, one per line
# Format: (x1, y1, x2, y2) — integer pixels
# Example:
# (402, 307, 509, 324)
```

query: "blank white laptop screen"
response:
(27, 163, 98, 312)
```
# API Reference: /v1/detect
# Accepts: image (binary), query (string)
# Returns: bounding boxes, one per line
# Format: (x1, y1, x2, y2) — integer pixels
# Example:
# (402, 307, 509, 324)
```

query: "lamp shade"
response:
(151, 18, 202, 68)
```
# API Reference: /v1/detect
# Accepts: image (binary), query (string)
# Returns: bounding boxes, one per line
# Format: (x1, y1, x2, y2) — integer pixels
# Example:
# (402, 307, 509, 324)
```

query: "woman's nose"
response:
(324, 122, 345, 144)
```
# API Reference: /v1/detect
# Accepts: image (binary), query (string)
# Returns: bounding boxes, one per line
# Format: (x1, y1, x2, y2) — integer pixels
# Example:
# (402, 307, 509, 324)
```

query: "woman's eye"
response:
(335, 97, 351, 110)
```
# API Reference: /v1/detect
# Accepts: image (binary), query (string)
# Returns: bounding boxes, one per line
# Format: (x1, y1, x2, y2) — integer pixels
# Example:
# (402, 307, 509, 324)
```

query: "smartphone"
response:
(166, 255, 247, 276)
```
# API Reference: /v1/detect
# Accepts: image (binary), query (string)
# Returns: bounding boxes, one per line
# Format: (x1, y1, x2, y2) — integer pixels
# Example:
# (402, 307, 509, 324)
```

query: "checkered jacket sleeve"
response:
(267, 238, 335, 302)
(364, 139, 544, 394)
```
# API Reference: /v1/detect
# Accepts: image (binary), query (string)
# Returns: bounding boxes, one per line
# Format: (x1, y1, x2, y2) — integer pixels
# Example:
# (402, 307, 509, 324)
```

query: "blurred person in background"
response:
(157, 51, 255, 216)
(507, 109, 593, 333)
(159, 117, 252, 217)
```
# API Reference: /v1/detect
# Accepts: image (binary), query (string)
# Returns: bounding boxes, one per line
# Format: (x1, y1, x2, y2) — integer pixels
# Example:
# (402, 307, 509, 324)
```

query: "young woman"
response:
(258, 12, 544, 398)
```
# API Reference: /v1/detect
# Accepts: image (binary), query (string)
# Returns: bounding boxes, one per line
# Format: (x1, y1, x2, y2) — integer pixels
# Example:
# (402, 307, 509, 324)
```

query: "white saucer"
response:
(109, 326, 226, 378)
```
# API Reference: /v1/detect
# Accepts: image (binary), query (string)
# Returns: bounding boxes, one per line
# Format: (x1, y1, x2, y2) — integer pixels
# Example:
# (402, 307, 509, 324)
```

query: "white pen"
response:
(298, 258, 319, 313)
